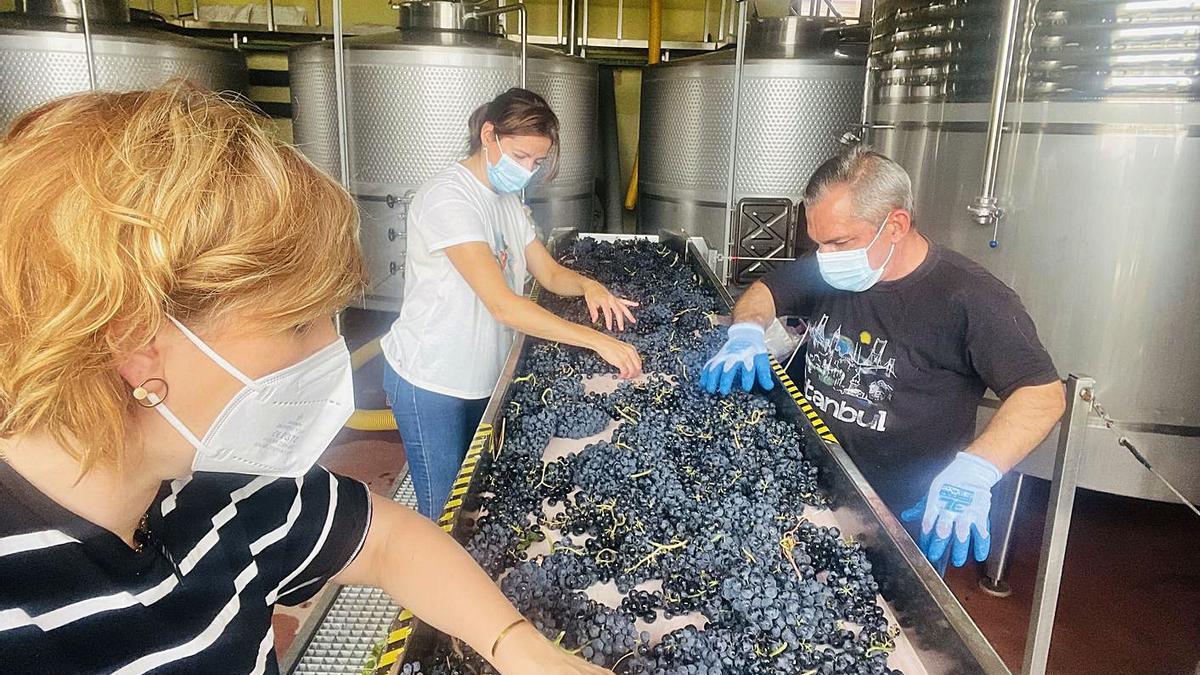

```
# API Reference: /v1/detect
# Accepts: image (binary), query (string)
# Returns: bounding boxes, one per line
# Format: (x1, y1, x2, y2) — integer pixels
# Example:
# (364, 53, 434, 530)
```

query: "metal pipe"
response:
(722, 0, 750, 284)
(79, 0, 96, 91)
(1022, 375, 1091, 675)
(266, 0, 276, 30)
(466, 4, 527, 88)
(581, 0, 589, 55)
(567, 0, 577, 55)
(557, 0, 564, 47)
(980, 471, 1024, 596)
(967, 0, 1021, 226)
(616, 0, 623, 41)
(856, 0, 876, 143)
(332, 0, 351, 188)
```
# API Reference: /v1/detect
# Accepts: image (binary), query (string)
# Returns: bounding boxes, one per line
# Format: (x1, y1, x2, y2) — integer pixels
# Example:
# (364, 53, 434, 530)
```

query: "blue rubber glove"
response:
(900, 452, 1002, 569)
(699, 322, 775, 395)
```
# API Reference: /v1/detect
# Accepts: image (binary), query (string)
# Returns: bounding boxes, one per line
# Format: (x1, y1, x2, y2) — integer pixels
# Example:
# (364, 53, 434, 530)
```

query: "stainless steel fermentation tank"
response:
(637, 15, 865, 283)
(0, 0, 247, 128)
(289, 1, 598, 311)
(867, 0, 1200, 503)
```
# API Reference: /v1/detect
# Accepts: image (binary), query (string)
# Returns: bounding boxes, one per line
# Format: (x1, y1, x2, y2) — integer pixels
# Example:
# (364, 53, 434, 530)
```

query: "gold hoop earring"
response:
(132, 378, 169, 408)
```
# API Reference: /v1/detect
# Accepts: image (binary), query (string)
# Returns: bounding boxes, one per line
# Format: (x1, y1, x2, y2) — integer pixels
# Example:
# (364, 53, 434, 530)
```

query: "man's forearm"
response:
(731, 281, 778, 328)
(966, 381, 1066, 473)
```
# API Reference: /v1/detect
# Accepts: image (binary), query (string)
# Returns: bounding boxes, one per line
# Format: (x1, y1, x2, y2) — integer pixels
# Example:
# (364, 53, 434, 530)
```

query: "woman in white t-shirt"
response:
(382, 88, 641, 518)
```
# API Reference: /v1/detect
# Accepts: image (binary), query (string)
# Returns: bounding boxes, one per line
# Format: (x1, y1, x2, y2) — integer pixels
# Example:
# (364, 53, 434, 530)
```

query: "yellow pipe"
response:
(623, 0, 663, 212)
(648, 0, 662, 65)
(345, 336, 398, 432)
(624, 161, 640, 211)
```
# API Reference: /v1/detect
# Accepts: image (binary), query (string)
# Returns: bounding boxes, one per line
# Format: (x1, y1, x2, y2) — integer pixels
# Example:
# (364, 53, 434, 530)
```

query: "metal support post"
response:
(967, 0, 1020, 227)
(80, 0, 96, 91)
(566, 0, 577, 55)
(332, 0, 351, 188)
(980, 470, 1024, 597)
(467, 4, 528, 88)
(266, 0, 276, 31)
(1021, 374, 1091, 675)
(721, 0, 750, 285)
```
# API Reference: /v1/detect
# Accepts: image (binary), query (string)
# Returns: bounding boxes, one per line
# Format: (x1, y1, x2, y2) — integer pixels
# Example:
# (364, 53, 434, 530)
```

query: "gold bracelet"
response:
(490, 618, 529, 659)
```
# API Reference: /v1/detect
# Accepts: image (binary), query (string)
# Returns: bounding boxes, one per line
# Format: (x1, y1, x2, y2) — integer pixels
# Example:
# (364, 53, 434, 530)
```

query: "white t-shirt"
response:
(381, 163, 538, 399)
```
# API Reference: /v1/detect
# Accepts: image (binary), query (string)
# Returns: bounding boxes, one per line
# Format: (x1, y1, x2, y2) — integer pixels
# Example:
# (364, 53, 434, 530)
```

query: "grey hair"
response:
(803, 146, 914, 227)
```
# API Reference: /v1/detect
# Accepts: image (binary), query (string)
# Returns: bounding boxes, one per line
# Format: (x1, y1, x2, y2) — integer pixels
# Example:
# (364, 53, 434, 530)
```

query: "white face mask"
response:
(815, 214, 896, 292)
(147, 317, 355, 478)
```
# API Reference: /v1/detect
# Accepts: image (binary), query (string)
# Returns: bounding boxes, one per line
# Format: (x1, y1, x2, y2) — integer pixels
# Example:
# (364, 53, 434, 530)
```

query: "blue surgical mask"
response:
(485, 137, 534, 194)
(816, 215, 896, 292)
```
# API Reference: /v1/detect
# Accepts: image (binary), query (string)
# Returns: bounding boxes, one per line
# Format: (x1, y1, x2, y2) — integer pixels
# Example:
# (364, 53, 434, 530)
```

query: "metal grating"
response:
(735, 77, 862, 197)
(639, 73, 735, 197)
(291, 475, 418, 674)
(289, 58, 342, 179)
(0, 35, 243, 128)
(526, 69, 598, 190)
(350, 63, 513, 187)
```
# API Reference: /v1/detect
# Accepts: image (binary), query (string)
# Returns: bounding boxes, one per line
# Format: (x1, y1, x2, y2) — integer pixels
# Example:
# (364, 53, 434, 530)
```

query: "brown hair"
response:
(0, 81, 367, 471)
(468, 87, 561, 179)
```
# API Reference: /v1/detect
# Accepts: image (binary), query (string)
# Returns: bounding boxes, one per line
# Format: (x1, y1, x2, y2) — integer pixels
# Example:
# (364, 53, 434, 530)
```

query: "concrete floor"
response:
(274, 312, 1200, 674)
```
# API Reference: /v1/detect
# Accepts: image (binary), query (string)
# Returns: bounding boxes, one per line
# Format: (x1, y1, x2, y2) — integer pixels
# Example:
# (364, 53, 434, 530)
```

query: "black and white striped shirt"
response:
(0, 461, 371, 674)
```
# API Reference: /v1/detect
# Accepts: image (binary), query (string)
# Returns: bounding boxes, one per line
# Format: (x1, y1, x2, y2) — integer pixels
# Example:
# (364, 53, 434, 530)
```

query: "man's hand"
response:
(901, 452, 1002, 568)
(582, 279, 638, 332)
(699, 323, 775, 395)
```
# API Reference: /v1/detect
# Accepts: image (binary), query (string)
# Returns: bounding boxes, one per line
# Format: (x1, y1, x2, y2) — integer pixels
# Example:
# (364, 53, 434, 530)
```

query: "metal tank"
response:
(867, 0, 1200, 503)
(637, 15, 866, 283)
(289, 1, 598, 311)
(0, 0, 247, 128)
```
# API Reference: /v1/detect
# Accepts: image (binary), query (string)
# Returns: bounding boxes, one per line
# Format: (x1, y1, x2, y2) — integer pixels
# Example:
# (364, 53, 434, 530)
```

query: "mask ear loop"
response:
(132, 375, 207, 451)
(166, 316, 256, 388)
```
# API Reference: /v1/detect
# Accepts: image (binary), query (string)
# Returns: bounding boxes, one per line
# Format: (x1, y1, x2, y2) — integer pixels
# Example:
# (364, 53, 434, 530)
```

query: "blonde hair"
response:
(0, 81, 366, 471)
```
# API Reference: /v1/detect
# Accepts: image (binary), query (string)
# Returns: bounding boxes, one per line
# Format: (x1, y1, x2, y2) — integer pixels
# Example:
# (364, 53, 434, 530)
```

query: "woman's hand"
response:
(592, 335, 643, 379)
(582, 280, 638, 332)
(492, 622, 614, 675)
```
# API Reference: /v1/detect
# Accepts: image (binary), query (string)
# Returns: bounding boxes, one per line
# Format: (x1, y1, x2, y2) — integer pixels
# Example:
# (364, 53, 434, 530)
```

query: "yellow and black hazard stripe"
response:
(374, 608, 415, 673)
(769, 357, 839, 445)
(437, 423, 493, 532)
(374, 423, 494, 673)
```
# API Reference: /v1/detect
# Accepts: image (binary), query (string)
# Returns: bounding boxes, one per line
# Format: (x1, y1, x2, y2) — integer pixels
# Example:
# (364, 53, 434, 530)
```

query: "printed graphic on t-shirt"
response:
(492, 229, 515, 290)
(804, 314, 895, 433)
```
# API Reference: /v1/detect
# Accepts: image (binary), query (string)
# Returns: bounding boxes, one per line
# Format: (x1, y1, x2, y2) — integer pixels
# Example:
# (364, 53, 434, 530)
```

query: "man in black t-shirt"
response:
(700, 147, 1065, 570)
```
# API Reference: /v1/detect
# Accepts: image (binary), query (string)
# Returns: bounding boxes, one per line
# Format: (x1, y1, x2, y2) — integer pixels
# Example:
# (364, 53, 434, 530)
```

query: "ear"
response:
(886, 209, 913, 241)
(480, 121, 497, 147)
(116, 335, 164, 392)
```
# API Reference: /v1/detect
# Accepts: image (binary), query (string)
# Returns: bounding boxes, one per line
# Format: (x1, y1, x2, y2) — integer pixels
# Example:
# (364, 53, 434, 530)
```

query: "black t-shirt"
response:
(0, 462, 371, 674)
(762, 242, 1059, 511)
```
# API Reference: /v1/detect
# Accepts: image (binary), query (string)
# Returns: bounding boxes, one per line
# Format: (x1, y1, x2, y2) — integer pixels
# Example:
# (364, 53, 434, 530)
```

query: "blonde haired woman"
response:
(0, 84, 610, 675)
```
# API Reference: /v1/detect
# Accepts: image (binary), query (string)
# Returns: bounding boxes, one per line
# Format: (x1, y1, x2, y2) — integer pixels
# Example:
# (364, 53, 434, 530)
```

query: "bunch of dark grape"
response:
(403, 240, 902, 675)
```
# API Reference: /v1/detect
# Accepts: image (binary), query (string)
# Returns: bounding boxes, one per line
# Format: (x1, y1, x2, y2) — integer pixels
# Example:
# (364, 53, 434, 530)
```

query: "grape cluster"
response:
(407, 240, 902, 675)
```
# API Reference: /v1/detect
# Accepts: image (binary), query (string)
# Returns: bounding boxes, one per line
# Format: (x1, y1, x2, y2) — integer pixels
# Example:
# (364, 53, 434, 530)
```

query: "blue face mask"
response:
(485, 137, 535, 194)
(816, 215, 896, 292)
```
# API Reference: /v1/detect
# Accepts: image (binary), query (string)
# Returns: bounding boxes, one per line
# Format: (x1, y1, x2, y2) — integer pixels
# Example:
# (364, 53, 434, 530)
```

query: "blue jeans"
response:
(383, 363, 489, 519)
